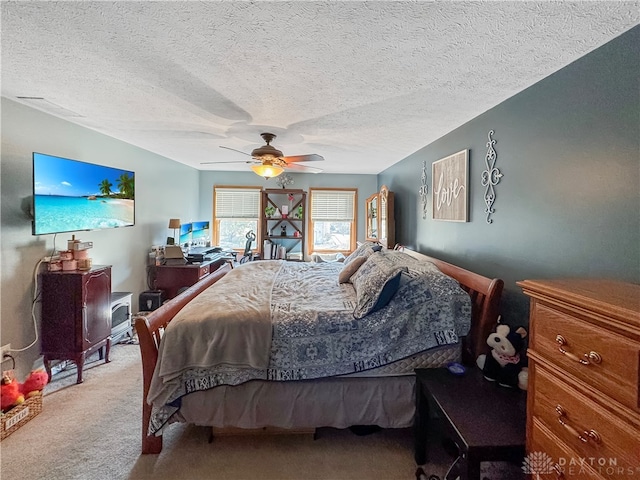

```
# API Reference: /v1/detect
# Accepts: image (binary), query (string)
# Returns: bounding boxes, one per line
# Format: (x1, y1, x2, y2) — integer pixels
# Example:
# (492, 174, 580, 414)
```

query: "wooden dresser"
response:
(518, 279, 640, 479)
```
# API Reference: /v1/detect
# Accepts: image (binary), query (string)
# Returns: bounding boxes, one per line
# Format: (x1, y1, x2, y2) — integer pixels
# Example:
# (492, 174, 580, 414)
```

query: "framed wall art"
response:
(432, 149, 468, 222)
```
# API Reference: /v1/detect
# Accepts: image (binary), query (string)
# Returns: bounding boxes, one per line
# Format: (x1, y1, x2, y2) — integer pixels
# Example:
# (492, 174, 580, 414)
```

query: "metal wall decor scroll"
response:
(481, 130, 503, 224)
(419, 160, 429, 219)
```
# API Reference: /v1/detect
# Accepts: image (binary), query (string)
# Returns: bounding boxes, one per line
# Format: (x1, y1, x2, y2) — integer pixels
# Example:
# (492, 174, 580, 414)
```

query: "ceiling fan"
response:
(201, 132, 324, 178)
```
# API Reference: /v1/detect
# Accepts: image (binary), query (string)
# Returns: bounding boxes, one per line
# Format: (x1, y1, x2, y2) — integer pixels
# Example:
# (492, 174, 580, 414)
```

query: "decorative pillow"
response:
(381, 250, 420, 266)
(351, 253, 407, 319)
(338, 255, 368, 284)
(343, 241, 378, 266)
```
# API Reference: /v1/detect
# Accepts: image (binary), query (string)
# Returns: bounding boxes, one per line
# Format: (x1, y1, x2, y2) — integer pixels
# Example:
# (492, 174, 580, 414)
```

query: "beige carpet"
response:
(0, 342, 457, 480)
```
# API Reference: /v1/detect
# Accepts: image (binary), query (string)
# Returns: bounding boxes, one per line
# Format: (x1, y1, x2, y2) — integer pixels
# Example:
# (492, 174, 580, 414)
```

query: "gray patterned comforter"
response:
(147, 254, 471, 434)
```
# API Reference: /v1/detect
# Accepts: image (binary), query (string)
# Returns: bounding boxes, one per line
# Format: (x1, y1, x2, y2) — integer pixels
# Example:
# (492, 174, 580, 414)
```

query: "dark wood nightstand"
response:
(414, 367, 526, 479)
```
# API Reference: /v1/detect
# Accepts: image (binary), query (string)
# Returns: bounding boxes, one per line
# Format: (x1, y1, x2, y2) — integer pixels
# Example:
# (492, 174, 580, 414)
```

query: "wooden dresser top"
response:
(518, 278, 639, 333)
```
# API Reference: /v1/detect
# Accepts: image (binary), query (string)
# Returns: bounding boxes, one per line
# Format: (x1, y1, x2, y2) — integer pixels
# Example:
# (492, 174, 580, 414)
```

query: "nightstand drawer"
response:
(530, 418, 604, 480)
(532, 366, 639, 473)
(532, 303, 640, 411)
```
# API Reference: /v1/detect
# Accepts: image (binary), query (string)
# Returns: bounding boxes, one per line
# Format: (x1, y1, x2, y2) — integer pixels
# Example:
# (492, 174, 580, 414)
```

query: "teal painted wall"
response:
(378, 26, 639, 324)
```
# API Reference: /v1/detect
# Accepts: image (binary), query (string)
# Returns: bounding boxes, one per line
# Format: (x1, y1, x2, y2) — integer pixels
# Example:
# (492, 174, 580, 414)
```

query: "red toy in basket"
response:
(1, 374, 24, 411)
(19, 369, 49, 398)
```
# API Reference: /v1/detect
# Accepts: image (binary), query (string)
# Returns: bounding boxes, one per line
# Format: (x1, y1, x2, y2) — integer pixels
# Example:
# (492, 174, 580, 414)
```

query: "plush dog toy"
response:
(476, 322, 527, 389)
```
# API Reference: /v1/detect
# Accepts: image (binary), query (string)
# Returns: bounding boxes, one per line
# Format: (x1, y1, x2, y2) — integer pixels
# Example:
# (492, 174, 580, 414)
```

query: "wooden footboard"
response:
(134, 263, 232, 454)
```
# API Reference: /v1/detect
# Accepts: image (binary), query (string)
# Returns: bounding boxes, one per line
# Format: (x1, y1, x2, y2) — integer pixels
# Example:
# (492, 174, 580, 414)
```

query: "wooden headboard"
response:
(398, 247, 504, 364)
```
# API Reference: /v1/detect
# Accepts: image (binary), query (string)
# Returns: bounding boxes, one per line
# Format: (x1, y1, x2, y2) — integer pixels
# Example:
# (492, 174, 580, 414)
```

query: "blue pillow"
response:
(369, 270, 402, 312)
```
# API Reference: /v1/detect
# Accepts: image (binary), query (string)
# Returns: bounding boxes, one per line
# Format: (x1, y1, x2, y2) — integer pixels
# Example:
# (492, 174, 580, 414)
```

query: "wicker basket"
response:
(0, 393, 43, 441)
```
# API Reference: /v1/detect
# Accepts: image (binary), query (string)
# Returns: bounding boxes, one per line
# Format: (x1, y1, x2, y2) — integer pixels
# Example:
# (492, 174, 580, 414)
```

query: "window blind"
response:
(214, 188, 260, 218)
(311, 190, 355, 221)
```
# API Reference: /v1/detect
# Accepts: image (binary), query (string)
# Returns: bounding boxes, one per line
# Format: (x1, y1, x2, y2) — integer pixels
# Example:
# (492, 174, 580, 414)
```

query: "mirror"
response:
(365, 193, 378, 241)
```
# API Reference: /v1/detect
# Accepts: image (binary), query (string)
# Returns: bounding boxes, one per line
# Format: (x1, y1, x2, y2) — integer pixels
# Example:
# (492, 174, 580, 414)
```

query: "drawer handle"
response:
(555, 335, 602, 365)
(555, 405, 602, 445)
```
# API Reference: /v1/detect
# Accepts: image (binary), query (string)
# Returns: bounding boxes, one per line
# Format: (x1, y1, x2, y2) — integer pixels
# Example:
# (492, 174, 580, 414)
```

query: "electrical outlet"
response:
(1, 343, 11, 358)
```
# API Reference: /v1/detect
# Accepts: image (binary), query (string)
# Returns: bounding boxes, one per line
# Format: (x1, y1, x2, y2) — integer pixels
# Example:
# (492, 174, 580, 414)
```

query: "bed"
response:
(134, 246, 504, 454)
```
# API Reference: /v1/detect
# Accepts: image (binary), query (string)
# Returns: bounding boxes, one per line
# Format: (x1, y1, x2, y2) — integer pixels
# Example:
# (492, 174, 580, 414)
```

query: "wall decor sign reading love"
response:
(432, 149, 469, 222)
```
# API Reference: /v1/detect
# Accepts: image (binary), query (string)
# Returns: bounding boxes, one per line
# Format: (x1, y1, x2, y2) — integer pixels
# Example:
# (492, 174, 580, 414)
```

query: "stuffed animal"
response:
(19, 369, 49, 398)
(1, 374, 24, 411)
(476, 322, 527, 389)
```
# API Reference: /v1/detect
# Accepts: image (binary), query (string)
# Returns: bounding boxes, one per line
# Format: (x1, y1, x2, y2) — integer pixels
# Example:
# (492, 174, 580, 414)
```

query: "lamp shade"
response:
(168, 218, 181, 229)
(251, 163, 284, 179)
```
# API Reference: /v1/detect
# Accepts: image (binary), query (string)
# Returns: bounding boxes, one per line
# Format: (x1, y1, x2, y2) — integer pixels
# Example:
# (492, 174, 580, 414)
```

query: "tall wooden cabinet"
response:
(364, 185, 395, 249)
(41, 265, 112, 384)
(260, 189, 306, 260)
(365, 192, 378, 242)
(518, 279, 639, 480)
(378, 185, 395, 249)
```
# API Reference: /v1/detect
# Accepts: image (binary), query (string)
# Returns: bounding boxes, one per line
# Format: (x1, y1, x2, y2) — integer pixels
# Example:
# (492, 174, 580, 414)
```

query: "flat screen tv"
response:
(191, 221, 210, 242)
(32, 152, 135, 235)
(179, 222, 192, 246)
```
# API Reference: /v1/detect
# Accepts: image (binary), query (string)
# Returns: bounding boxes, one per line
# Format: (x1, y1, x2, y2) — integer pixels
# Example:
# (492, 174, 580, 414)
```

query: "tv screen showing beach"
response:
(191, 221, 210, 241)
(32, 152, 135, 235)
(179, 222, 192, 246)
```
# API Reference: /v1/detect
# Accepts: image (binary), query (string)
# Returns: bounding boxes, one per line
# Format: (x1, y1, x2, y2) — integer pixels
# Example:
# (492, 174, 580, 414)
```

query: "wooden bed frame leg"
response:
(141, 400, 163, 454)
(142, 434, 163, 455)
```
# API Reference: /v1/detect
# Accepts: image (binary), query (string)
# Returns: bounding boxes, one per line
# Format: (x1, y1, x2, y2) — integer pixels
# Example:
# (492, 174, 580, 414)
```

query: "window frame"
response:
(212, 185, 262, 252)
(307, 187, 358, 255)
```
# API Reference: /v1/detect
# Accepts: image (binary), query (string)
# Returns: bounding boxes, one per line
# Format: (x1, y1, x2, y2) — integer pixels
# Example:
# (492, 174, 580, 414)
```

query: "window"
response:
(213, 186, 261, 250)
(308, 188, 357, 254)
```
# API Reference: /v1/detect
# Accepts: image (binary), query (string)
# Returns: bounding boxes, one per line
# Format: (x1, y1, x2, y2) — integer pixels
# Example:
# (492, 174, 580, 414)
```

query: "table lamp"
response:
(168, 218, 181, 245)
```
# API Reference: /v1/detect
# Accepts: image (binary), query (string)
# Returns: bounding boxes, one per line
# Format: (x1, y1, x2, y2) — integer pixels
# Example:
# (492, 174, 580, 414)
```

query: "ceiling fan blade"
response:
(284, 163, 323, 174)
(219, 145, 253, 157)
(283, 154, 324, 163)
(200, 160, 258, 165)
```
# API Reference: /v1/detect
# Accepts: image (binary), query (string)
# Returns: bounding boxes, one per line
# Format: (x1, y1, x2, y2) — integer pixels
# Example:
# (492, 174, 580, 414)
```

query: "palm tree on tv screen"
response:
(99, 179, 113, 197)
(117, 173, 134, 199)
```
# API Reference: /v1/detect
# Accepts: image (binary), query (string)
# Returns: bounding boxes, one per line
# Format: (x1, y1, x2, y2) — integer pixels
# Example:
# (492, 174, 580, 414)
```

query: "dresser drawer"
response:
(530, 418, 603, 480)
(531, 366, 639, 475)
(531, 303, 640, 411)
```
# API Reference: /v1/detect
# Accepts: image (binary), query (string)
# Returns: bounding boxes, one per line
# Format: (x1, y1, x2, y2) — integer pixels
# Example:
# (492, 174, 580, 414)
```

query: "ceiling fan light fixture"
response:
(251, 163, 284, 179)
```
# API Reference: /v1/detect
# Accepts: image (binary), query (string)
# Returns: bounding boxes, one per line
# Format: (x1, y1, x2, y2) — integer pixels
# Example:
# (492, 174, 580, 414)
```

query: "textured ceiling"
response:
(2, 2, 638, 174)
